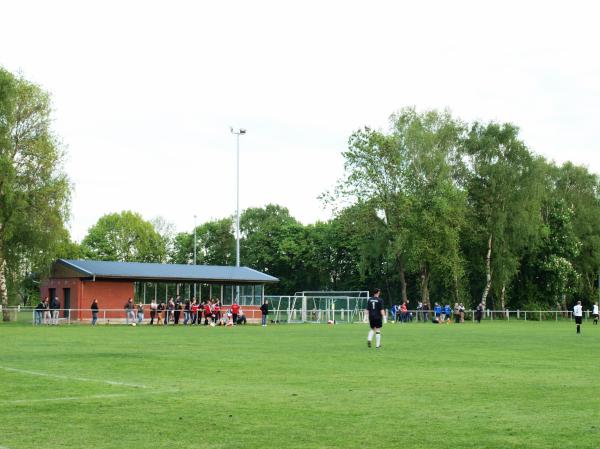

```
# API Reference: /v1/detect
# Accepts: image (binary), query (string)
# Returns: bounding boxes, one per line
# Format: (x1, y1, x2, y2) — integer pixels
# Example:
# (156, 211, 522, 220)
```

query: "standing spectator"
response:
(434, 303, 442, 322)
(91, 299, 99, 325)
(574, 300, 583, 334)
(213, 299, 221, 323)
(260, 300, 269, 327)
(149, 300, 158, 325)
(203, 300, 212, 325)
(422, 302, 430, 322)
(157, 302, 165, 325)
(191, 299, 199, 325)
(35, 298, 46, 325)
(453, 303, 460, 323)
(183, 299, 191, 325)
(400, 302, 408, 323)
(137, 302, 144, 324)
(444, 304, 452, 323)
(124, 298, 135, 324)
(174, 296, 182, 325)
(416, 301, 423, 322)
(475, 303, 484, 323)
(231, 301, 240, 325)
(43, 297, 51, 324)
(390, 304, 398, 323)
(592, 302, 599, 325)
(165, 298, 175, 325)
(366, 288, 385, 349)
(459, 303, 465, 323)
(50, 296, 60, 325)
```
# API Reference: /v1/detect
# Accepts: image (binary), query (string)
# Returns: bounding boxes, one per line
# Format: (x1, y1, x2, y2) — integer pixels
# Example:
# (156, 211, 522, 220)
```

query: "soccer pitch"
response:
(0, 321, 598, 449)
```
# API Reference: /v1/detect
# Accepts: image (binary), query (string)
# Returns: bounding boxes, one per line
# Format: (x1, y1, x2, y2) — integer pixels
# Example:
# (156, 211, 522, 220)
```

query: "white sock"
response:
(376, 332, 381, 347)
(368, 330, 374, 341)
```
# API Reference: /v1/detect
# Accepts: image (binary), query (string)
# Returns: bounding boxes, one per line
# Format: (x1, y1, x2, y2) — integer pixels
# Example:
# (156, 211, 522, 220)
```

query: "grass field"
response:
(0, 320, 599, 449)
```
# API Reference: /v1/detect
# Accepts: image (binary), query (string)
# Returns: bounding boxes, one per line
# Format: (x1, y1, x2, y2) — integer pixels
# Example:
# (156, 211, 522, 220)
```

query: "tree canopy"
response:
(0, 68, 73, 318)
(80, 211, 165, 262)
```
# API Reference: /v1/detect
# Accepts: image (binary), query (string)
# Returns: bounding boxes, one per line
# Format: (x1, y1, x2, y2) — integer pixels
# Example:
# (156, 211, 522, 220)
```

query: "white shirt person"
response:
(573, 301, 583, 334)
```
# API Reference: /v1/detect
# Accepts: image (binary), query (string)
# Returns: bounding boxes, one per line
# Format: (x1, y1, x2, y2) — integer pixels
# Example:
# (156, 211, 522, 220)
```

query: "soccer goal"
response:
(264, 291, 369, 324)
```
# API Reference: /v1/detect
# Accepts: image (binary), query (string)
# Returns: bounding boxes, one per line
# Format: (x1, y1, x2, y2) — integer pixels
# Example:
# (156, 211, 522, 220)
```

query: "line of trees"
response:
(2, 67, 599, 314)
(86, 108, 595, 310)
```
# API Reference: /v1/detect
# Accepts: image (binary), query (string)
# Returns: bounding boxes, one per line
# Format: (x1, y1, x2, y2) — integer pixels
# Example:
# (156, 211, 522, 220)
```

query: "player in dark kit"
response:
(366, 288, 385, 349)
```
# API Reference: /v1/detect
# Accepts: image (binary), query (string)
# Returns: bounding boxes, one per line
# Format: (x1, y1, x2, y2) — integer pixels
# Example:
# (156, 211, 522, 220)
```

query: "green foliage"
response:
(463, 122, 545, 307)
(240, 204, 308, 293)
(81, 211, 165, 262)
(0, 68, 73, 313)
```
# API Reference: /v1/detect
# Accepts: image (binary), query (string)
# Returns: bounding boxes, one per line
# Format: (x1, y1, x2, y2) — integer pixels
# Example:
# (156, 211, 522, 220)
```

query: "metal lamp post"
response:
(230, 127, 246, 302)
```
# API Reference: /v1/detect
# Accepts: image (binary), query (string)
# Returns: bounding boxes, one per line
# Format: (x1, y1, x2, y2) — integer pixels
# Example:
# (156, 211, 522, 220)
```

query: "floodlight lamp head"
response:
(230, 127, 246, 135)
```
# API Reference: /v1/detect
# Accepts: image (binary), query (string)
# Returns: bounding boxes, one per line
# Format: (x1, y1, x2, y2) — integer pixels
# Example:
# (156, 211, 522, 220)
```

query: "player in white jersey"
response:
(573, 301, 583, 334)
(592, 302, 598, 325)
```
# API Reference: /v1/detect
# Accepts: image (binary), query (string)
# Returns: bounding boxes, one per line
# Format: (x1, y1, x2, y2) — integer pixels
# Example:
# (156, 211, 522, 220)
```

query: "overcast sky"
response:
(2, 0, 599, 241)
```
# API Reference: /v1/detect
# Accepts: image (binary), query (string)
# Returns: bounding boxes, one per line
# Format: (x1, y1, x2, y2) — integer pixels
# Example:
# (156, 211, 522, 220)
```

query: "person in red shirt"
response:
(231, 302, 240, 325)
(191, 300, 199, 325)
(203, 301, 212, 326)
(400, 302, 408, 323)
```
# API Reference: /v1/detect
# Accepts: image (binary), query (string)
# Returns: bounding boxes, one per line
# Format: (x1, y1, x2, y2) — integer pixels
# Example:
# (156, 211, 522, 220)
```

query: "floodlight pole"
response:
(193, 214, 197, 298)
(230, 127, 246, 302)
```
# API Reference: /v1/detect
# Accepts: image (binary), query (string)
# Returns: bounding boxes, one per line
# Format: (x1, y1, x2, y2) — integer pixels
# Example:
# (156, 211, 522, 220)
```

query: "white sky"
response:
(2, 0, 599, 241)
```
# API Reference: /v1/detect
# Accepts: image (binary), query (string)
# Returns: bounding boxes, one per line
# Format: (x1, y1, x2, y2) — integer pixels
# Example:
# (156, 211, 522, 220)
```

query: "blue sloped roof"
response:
(56, 259, 279, 283)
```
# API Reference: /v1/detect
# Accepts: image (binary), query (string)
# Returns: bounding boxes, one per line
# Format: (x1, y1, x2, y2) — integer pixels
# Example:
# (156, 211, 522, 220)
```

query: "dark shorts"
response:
(575, 316, 582, 325)
(593, 314, 599, 319)
(369, 317, 383, 329)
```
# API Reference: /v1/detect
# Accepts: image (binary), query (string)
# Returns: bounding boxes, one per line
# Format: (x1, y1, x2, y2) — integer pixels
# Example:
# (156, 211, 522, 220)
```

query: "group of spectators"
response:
(34, 296, 61, 325)
(389, 301, 468, 323)
(119, 296, 249, 326)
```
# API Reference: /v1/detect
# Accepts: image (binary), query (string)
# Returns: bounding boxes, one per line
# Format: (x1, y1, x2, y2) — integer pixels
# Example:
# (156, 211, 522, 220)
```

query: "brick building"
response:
(41, 259, 279, 321)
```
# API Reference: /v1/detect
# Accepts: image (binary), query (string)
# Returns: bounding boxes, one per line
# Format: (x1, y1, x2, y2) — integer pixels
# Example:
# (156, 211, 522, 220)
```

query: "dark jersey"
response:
(366, 296, 384, 318)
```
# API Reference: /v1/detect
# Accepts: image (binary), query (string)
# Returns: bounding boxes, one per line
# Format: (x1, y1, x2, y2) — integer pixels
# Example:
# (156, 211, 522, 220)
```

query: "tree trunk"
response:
(500, 283, 506, 310)
(481, 234, 493, 308)
(0, 247, 10, 322)
(399, 259, 408, 304)
(420, 264, 429, 305)
(454, 276, 460, 304)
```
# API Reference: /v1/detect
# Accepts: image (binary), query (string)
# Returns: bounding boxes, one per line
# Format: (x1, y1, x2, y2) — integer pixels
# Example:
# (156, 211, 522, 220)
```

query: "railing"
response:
(386, 309, 595, 322)
(0, 306, 596, 325)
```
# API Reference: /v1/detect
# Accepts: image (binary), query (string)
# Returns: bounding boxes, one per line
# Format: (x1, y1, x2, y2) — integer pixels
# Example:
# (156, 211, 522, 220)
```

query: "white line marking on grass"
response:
(3, 389, 176, 405)
(0, 366, 150, 389)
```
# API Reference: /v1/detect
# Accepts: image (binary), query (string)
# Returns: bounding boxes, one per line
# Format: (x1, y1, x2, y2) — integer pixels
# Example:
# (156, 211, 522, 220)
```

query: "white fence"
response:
(0, 305, 597, 325)
(388, 309, 596, 322)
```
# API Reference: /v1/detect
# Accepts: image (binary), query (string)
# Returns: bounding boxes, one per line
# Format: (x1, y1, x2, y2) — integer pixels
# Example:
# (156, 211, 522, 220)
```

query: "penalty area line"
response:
(0, 366, 150, 389)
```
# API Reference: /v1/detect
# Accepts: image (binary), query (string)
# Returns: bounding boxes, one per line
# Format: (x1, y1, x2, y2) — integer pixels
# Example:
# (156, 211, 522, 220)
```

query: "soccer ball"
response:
(210, 322, 216, 327)
(131, 322, 136, 327)
(327, 320, 334, 325)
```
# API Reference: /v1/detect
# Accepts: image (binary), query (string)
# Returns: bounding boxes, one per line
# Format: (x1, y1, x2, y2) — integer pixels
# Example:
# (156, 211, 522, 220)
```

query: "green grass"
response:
(0, 321, 599, 449)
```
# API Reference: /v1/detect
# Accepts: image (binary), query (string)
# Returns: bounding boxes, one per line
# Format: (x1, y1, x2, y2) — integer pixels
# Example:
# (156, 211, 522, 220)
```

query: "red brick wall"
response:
(81, 280, 134, 320)
(40, 278, 81, 313)
(40, 279, 134, 321)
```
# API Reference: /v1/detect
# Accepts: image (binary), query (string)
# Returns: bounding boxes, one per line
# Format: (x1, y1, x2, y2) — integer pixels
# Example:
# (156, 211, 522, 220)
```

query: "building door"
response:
(63, 288, 71, 318)
(49, 288, 56, 303)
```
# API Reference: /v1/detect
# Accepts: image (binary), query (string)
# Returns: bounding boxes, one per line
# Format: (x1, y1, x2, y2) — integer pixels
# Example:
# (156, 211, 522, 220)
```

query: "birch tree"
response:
(393, 109, 466, 305)
(463, 122, 544, 308)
